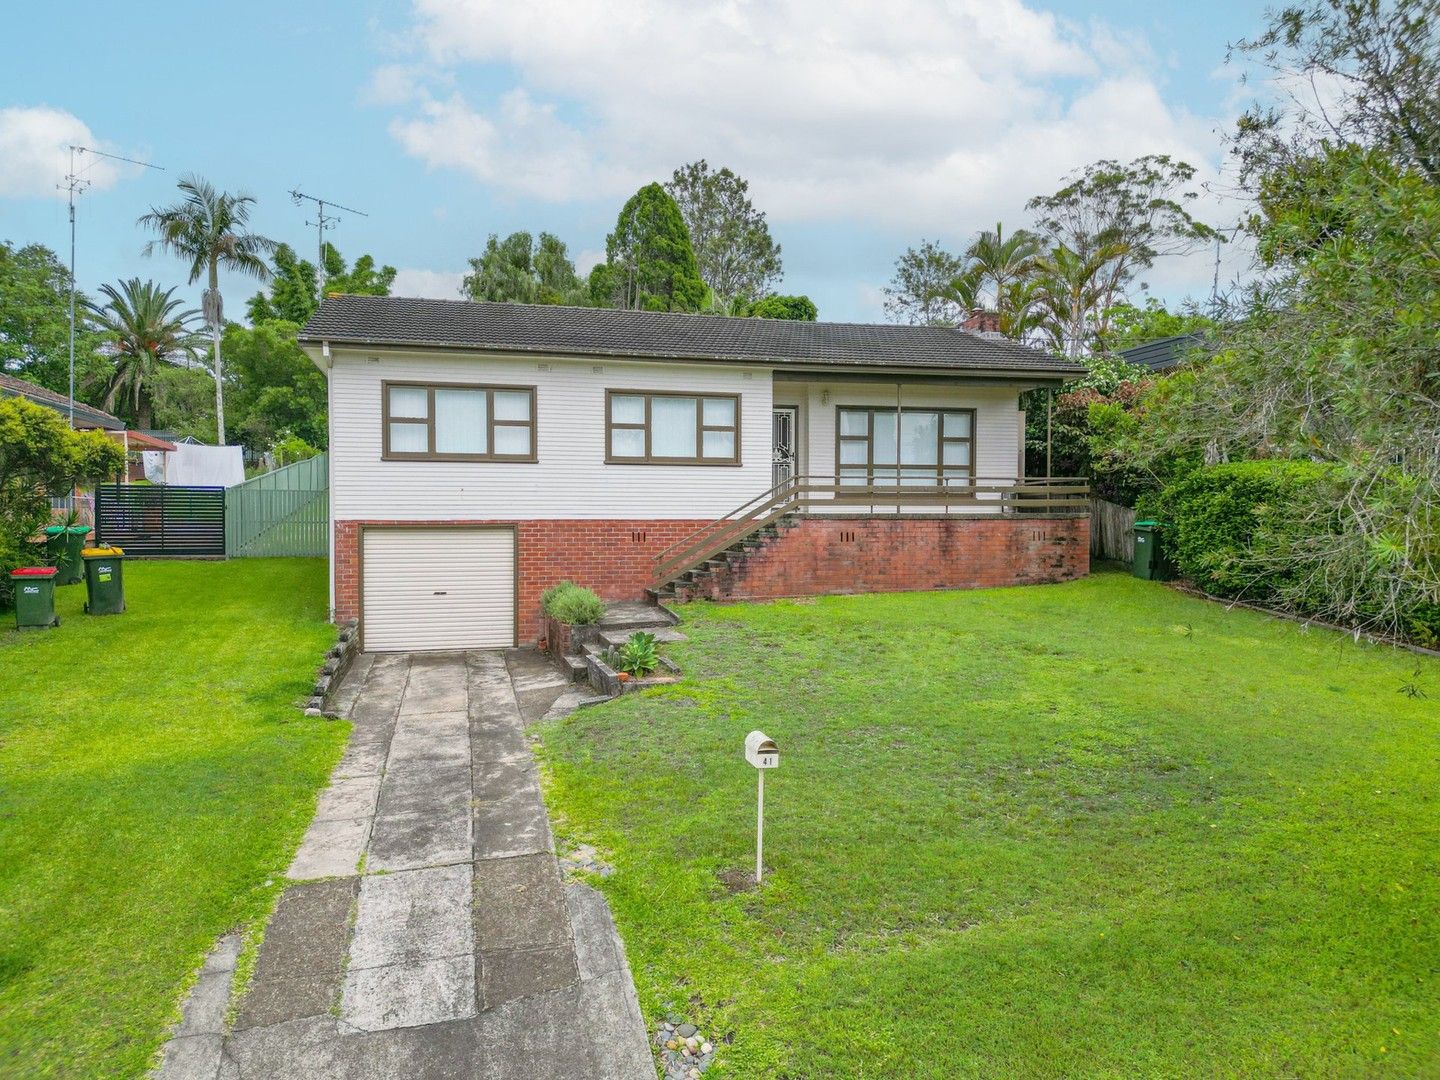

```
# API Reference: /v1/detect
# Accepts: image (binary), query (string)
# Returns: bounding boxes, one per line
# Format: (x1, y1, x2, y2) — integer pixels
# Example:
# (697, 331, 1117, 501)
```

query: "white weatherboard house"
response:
(300, 297, 1090, 653)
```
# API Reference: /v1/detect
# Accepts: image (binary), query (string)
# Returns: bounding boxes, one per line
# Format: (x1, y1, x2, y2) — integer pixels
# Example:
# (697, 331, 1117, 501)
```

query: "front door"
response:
(772, 407, 798, 489)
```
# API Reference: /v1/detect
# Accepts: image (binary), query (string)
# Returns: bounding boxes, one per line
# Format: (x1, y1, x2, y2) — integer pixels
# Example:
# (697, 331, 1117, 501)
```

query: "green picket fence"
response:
(225, 453, 328, 557)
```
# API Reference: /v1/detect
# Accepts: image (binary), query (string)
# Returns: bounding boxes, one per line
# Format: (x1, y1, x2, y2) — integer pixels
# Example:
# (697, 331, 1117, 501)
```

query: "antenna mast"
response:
(289, 189, 368, 294)
(59, 145, 163, 425)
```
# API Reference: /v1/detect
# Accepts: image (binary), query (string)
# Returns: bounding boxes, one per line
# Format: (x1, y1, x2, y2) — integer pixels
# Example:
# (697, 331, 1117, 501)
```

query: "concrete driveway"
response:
(156, 649, 654, 1079)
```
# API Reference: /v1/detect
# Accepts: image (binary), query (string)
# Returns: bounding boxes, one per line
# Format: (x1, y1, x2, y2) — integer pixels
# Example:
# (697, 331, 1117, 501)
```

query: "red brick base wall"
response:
(691, 515, 1090, 602)
(334, 515, 1089, 644)
(335, 518, 711, 641)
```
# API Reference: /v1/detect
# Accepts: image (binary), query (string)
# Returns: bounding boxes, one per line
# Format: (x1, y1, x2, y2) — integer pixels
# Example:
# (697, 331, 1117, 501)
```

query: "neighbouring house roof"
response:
(299, 296, 1086, 378)
(0, 372, 125, 430)
(1118, 333, 1209, 373)
(114, 430, 177, 452)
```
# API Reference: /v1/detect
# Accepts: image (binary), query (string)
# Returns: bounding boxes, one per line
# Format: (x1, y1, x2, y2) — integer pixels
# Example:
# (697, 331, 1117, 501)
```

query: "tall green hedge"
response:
(1143, 460, 1336, 600)
(1144, 459, 1439, 646)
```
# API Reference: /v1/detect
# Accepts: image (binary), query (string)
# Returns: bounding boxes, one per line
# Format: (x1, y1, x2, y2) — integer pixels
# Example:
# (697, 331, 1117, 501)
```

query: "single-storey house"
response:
(299, 297, 1091, 653)
(0, 372, 176, 480)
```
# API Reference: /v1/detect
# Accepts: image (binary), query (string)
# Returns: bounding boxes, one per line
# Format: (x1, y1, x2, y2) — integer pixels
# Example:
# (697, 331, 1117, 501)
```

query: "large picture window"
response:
(382, 382, 536, 461)
(836, 406, 974, 486)
(606, 390, 740, 465)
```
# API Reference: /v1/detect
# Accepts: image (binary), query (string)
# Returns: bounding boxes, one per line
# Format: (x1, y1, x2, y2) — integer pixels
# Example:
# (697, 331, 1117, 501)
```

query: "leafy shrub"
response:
(1, 397, 124, 610)
(272, 434, 321, 466)
(614, 631, 659, 677)
(0, 529, 42, 611)
(540, 580, 605, 625)
(1146, 459, 1337, 601)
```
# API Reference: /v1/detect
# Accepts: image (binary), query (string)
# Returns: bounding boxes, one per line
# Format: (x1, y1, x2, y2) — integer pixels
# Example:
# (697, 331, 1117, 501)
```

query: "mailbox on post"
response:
(745, 731, 779, 769)
(745, 730, 778, 885)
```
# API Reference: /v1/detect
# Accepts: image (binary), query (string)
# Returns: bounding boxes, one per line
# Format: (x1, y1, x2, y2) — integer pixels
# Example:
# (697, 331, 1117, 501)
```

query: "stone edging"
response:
(304, 619, 359, 717)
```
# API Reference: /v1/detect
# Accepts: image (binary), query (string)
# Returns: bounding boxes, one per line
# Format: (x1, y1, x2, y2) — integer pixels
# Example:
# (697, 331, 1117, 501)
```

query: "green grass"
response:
(0, 559, 345, 1077)
(538, 570, 1440, 1078)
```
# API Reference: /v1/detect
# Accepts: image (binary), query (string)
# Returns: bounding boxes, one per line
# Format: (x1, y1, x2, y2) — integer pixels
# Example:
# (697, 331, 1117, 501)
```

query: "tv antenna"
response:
(59, 145, 164, 425)
(289, 189, 368, 290)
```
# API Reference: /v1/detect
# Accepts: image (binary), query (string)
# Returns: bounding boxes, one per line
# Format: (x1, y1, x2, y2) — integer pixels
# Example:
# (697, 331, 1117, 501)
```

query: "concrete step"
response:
(597, 626, 687, 649)
(560, 653, 588, 683)
(598, 600, 674, 630)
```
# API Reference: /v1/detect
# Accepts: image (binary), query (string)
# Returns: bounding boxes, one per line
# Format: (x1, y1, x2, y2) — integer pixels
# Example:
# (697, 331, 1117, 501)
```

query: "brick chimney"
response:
(960, 309, 1002, 334)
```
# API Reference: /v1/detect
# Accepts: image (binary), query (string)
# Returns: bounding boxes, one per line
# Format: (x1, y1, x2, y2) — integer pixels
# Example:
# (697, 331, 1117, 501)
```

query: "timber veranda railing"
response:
(650, 474, 1090, 590)
(225, 453, 329, 558)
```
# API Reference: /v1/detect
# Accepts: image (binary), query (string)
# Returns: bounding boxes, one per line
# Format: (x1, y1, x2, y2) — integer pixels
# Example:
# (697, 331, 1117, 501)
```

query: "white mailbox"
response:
(745, 730, 779, 769)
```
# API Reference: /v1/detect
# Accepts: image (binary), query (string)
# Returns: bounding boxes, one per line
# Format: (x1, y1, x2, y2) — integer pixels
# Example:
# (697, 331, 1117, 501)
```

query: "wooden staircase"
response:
(646, 514, 801, 603)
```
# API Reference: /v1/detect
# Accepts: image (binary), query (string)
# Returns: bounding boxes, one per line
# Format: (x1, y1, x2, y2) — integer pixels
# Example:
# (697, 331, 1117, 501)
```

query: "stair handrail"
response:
(651, 475, 805, 568)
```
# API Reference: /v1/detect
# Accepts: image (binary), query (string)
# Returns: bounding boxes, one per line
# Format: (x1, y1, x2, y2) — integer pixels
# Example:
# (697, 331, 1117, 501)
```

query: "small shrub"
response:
(540, 580, 605, 625)
(614, 631, 659, 677)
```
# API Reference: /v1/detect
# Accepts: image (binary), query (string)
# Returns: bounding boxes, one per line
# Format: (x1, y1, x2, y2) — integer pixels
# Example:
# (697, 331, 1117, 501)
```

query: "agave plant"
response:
(615, 631, 659, 677)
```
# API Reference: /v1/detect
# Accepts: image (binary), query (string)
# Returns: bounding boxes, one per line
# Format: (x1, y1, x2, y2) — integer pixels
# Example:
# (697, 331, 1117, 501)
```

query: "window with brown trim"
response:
(606, 390, 740, 465)
(382, 382, 536, 462)
(836, 406, 974, 486)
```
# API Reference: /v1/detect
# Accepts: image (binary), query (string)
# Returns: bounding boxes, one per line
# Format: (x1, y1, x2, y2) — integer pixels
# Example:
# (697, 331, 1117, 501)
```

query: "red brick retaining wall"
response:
(687, 515, 1090, 602)
(334, 515, 1089, 643)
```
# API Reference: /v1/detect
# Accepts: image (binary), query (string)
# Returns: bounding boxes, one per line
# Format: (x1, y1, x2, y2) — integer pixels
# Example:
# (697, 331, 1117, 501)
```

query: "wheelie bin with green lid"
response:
(1132, 520, 1175, 581)
(59, 525, 91, 584)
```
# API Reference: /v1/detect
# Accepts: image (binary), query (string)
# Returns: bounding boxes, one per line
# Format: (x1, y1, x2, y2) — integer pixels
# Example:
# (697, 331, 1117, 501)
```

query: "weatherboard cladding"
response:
(300, 295, 1085, 375)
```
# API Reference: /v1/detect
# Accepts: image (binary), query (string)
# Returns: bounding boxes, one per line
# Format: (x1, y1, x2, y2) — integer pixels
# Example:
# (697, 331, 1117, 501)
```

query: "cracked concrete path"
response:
(154, 649, 652, 1080)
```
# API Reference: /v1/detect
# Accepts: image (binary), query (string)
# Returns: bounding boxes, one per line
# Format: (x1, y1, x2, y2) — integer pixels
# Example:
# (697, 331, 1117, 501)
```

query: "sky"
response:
(1, 1, 1269, 326)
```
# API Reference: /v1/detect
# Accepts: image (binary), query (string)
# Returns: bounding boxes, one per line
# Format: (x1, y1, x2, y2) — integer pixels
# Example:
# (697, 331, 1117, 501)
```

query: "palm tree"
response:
(85, 279, 200, 429)
(1029, 241, 1130, 358)
(139, 175, 276, 443)
(961, 223, 1043, 328)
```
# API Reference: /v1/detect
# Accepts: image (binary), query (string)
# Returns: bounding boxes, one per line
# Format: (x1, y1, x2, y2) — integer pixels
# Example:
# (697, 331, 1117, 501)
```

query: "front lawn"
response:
(0, 559, 344, 1077)
(539, 570, 1440, 1078)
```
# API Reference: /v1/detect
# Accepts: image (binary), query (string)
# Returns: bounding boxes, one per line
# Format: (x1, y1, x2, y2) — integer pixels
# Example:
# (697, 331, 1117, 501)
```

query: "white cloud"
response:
(390, 267, 467, 299)
(0, 106, 125, 199)
(378, 0, 1228, 236)
(573, 248, 605, 276)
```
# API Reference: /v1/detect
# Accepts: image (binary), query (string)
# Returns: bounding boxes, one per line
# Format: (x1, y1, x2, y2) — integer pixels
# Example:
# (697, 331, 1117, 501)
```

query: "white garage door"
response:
(361, 527, 516, 652)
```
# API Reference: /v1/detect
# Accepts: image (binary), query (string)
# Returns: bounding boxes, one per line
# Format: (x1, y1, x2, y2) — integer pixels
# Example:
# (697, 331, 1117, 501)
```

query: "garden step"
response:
(597, 626, 687, 649)
(560, 654, 588, 682)
(598, 600, 676, 630)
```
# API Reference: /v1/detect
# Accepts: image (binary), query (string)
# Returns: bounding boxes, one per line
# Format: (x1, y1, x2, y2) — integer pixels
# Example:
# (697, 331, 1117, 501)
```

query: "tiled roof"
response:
(0, 372, 125, 430)
(299, 296, 1085, 377)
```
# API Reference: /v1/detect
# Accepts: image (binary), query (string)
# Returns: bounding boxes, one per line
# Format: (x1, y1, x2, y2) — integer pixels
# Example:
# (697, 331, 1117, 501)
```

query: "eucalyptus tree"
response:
(85, 279, 200, 429)
(666, 160, 782, 308)
(139, 175, 277, 443)
(1027, 155, 1217, 331)
(883, 241, 967, 325)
